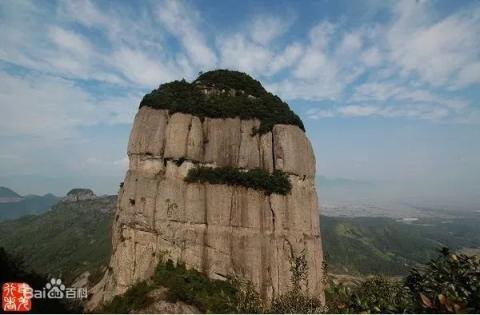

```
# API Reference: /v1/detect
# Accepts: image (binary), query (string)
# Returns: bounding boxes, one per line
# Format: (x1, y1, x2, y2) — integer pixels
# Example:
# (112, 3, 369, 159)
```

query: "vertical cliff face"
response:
(91, 70, 324, 307)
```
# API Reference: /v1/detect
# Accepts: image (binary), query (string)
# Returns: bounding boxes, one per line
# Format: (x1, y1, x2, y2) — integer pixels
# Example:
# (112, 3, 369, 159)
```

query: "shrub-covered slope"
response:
(103, 249, 480, 314)
(0, 196, 115, 283)
(321, 216, 480, 275)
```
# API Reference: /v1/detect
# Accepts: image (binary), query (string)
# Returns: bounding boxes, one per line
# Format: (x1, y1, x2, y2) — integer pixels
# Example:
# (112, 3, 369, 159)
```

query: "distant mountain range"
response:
(0, 186, 22, 199)
(0, 186, 60, 221)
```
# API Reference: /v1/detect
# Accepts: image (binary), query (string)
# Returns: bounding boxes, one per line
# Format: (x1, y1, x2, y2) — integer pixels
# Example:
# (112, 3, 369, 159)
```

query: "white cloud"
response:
(308, 22, 335, 49)
(361, 47, 382, 67)
(0, 71, 137, 139)
(267, 77, 344, 101)
(387, 1, 480, 87)
(156, 0, 217, 69)
(60, 0, 111, 29)
(380, 104, 450, 120)
(0, 0, 479, 126)
(217, 34, 273, 75)
(111, 48, 178, 87)
(306, 108, 335, 119)
(216, 13, 299, 77)
(308, 103, 452, 121)
(336, 32, 363, 57)
(272, 2, 480, 109)
(78, 156, 129, 174)
(352, 81, 469, 111)
(250, 15, 294, 44)
(48, 26, 92, 57)
(0, 2, 127, 85)
(272, 22, 367, 101)
(353, 82, 409, 102)
(0, 1, 193, 88)
(59, 0, 163, 50)
(294, 45, 334, 80)
(454, 62, 480, 88)
(338, 105, 379, 117)
(269, 43, 303, 74)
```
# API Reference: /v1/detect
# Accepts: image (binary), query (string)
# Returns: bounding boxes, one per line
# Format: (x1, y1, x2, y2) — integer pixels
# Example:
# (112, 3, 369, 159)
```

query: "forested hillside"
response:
(0, 195, 479, 282)
(0, 196, 115, 283)
(322, 216, 480, 275)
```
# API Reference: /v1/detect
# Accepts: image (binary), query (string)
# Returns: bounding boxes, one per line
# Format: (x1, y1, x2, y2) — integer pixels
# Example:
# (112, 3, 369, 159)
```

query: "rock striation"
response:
(90, 70, 324, 308)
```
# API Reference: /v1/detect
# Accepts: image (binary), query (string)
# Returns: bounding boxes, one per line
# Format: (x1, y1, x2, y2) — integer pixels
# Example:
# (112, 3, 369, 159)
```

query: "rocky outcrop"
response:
(90, 78, 324, 310)
(63, 188, 97, 202)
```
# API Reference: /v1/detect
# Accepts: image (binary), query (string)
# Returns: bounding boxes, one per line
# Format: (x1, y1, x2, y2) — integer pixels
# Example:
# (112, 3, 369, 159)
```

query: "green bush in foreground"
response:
(270, 250, 325, 313)
(101, 259, 241, 313)
(101, 248, 480, 314)
(154, 259, 238, 313)
(185, 166, 292, 195)
(326, 248, 480, 313)
(139, 69, 304, 134)
(406, 247, 480, 313)
(326, 276, 413, 313)
(101, 281, 153, 313)
(100, 254, 320, 314)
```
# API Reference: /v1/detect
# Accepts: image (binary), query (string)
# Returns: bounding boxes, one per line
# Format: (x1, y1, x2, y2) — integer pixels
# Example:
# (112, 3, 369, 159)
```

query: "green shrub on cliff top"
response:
(184, 166, 292, 195)
(196, 69, 266, 96)
(139, 70, 304, 134)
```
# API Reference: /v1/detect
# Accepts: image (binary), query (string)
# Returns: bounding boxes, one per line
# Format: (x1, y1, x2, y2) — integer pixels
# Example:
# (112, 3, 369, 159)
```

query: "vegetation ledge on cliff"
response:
(140, 69, 304, 134)
(185, 166, 292, 195)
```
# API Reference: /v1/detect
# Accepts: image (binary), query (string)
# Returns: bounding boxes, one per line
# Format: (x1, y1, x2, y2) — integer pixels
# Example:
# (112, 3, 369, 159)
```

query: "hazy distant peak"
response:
(0, 186, 21, 198)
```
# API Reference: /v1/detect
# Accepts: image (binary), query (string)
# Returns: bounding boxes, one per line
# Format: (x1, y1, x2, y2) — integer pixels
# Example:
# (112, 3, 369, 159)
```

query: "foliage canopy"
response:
(140, 69, 304, 134)
(406, 247, 480, 313)
(326, 248, 480, 313)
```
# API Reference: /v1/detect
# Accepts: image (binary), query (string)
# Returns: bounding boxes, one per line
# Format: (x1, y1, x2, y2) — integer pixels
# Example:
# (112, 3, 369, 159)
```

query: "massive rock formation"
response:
(90, 71, 324, 308)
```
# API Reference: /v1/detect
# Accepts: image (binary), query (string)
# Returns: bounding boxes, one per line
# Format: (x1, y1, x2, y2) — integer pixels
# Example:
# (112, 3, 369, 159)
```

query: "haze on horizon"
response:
(0, 0, 479, 210)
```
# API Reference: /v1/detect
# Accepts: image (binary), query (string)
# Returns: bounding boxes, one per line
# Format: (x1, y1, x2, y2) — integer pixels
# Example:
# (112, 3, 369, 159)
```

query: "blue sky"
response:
(0, 0, 479, 207)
